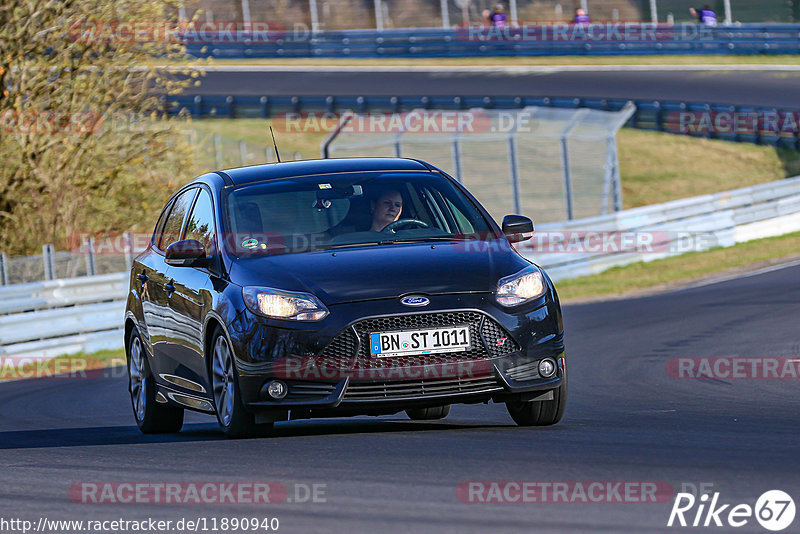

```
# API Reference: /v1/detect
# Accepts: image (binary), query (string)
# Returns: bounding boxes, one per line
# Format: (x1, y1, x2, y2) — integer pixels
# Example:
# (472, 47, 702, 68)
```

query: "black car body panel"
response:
(125, 158, 567, 425)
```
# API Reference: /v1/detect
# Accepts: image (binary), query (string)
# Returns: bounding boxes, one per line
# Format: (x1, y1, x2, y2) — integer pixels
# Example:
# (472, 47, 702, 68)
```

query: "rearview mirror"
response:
(165, 239, 208, 267)
(502, 215, 534, 243)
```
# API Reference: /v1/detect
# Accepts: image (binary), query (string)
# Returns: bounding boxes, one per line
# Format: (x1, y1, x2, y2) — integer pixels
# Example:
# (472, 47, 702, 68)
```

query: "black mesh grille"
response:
(342, 375, 502, 402)
(481, 317, 522, 357)
(317, 326, 359, 360)
(316, 311, 518, 365)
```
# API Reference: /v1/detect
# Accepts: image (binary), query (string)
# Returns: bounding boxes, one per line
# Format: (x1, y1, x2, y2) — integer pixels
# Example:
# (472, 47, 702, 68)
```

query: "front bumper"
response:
(231, 292, 565, 415)
(246, 351, 565, 414)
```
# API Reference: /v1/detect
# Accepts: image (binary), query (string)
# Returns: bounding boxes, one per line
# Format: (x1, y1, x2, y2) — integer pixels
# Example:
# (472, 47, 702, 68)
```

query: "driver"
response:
(370, 190, 403, 232)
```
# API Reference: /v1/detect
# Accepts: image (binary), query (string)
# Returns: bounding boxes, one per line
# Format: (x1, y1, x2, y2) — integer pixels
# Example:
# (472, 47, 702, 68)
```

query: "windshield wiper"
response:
(378, 235, 478, 244)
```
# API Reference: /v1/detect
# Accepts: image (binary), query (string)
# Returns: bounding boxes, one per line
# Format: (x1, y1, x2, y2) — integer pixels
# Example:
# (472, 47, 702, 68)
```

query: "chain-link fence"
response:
(190, 131, 280, 170)
(180, 0, 800, 30)
(324, 104, 635, 224)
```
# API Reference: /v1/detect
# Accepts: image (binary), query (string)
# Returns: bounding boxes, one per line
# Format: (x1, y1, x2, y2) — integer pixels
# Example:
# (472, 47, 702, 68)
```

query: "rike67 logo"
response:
(668, 490, 795, 531)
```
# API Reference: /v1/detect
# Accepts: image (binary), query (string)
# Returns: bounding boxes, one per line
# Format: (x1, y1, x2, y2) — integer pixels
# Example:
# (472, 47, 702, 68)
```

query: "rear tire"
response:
(406, 405, 451, 420)
(210, 328, 273, 438)
(505, 381, 567, 427)
(127, 326, 184, 434)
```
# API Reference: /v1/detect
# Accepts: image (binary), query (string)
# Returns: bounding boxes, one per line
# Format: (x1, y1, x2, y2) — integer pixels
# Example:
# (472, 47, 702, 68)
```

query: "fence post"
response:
(560, 135, 574, 220)
(84, 236, 97, 277)
(309, 0, 320, 33)
(241, 0, 252, 30)
(508, 135, 522, 215)
(451, 137, 462, 182)
(214, 134, 222, 169)
(374, 0, 384, 31)
(0, 252, 8, 286)
(43, 244, 55, 281)
(123, 232, 134, 273)
(239, 141, 247, 166)
(649, 0, 658, 23)
(440, 0, 450, 28)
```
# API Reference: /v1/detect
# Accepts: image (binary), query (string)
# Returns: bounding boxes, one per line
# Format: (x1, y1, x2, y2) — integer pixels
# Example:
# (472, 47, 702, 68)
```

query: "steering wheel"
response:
(381, 218, 430, 234)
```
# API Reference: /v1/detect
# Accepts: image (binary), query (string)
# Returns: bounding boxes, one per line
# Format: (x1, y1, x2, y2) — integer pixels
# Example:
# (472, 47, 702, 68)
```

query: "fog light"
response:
(265, 380, 288, 400)
(538, 358, 557, 378)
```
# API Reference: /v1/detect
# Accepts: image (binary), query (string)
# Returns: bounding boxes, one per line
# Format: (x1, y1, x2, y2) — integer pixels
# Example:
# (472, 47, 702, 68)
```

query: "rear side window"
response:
(184, 188, 216, 253)
(158, 189, 198, 251)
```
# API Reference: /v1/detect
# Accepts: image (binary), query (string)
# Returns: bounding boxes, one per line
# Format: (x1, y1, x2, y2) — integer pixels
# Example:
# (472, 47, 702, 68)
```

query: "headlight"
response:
(242, 287, 329, 321)
(496, 266, 546, 306)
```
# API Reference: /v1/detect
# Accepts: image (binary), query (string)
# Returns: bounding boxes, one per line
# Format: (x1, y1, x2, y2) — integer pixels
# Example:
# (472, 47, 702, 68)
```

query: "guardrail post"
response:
(239, 141, 247, 166)
(84, 236, 97, 277)
(508, 134, 522, 215)
(43, 244, 55, 281)
(0, 252, 8, 286)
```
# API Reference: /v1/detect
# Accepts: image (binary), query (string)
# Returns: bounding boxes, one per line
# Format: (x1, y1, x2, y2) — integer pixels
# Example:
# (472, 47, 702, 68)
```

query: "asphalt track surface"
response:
(1, 262, 799, 533)
(192, 66, 800, 109)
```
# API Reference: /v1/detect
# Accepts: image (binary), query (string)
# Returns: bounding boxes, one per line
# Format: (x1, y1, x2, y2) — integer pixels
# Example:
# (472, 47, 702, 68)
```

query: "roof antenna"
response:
(269, 125, 281, 163)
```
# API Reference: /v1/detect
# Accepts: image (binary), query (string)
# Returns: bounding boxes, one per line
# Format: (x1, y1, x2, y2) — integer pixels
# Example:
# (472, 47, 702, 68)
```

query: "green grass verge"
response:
(618, 130, 800, 208)
(174, 55, 800, 67)
(556, 231, 800, 302)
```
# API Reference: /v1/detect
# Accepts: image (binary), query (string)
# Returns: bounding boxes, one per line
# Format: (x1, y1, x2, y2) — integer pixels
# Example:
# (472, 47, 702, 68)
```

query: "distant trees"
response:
(0, 0, 201, 254)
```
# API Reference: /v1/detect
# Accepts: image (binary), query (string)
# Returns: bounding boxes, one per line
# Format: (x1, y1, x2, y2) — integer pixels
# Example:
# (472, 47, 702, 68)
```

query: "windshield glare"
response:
(224, 172, 495, 256)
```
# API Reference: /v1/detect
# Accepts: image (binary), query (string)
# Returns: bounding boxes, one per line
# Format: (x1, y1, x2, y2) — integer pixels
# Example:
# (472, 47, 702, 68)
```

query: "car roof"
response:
(217, 157, 435, 186)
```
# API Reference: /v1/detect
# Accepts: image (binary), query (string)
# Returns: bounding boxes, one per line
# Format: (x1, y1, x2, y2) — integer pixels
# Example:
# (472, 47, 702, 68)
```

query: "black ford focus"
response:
(125, 157, 566, 437)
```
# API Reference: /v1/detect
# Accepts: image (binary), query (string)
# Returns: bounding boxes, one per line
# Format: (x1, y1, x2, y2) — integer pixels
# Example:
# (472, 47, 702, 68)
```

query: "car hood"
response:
(228, 240, 531, 305)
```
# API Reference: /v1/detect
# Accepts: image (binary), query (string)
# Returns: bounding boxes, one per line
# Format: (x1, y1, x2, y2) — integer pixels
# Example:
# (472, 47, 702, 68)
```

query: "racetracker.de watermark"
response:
(67, 231, 721, 256)
(457, 481, 674, 503)
(68, 21, 287, 44)
(272, 356, 493, 382)
(0, 110, 103, 135)
(669, 111, 800, 136)
(70, 482, 326, 505)
(667, 357, 800, 380)
(457, 22, 717, 42)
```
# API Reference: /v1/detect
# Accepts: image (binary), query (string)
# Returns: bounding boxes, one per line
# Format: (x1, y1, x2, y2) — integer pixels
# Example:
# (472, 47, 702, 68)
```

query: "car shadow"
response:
(0, 419, 512, 450)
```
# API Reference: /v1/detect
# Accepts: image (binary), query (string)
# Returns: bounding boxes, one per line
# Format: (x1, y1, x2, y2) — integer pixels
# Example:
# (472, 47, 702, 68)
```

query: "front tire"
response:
(127, 326, 184, 434)
(505, 381, 567, 427)
(210, 328, 273, 438)
(406, 405, 451, 420)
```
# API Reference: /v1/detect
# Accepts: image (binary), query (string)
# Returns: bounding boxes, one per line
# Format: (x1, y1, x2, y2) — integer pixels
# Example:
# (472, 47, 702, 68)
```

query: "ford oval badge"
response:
(401, 296, 430, 307)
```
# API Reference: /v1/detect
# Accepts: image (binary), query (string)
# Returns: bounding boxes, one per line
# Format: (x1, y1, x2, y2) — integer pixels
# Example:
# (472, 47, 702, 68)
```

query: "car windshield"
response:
(223, 171, 495, 257)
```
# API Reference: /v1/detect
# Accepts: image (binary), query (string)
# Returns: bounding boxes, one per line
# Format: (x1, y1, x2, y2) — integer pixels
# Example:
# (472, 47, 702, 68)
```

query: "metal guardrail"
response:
(184, 23, 800, 58)
(2, 176, 799, 361)
(168, 94, 800, 149)
(527, 175, 800, 281)
(0, 273, 127, 361)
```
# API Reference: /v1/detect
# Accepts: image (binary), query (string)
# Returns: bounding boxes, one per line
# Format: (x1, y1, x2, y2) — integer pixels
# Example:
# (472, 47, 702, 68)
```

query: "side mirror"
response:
(502, 215, 534, 243)
(165, 239, 208, 267)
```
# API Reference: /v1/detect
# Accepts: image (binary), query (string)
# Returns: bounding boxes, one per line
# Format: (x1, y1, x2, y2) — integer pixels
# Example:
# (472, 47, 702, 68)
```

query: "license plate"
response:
(369, 325, 471, 358)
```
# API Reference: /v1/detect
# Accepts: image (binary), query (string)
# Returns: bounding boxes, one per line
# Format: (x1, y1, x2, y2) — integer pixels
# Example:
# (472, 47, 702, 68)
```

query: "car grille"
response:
(504, 361, 541, 381)
(341, 375, 502, 402)
(283, 381, 337, 401)
(317, 311, 520, 363)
